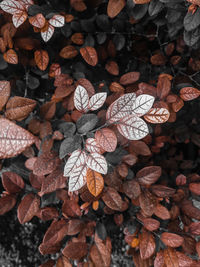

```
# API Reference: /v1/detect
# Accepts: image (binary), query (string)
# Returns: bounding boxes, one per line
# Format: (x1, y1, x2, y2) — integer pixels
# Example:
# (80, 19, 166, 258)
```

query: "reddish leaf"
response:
(71, 32, 84, 45)
(95, 128, 117, 152)
(180, 87, 200, 101)
(176, 251, 196, 267)
(0, 118, 35, 159)
(105, 60, 119, 76)
(80, 46, 98, 66)
(172, 96, 184, 112)
(129, 140, 151, 156)
(85, 138, 104, 154)
(151, 185, 176, 197)
(49, 63, 61, 78)
(188, 221, 200, 235)
(151, 53, 166, 66)
(196, 242, 200, 258)
(161, 232, 184, 248)
(5, 96, 36, 121)
(40, 101, 56, 120)
(62, 242, 88, 260)
(139, 190, 157, 217)
(39, 259, 55, 267)
(34, 50, 49, 71)
(123, 180, 141, 199)
(3, 49, 18, 64)
(154, 250, 165, 267)
(136, 166, 162, 186)
(189, 183, 200, 195)
(143, 218, 160, 231)
(62, 199, 81, 218)
(17, 193, 40, 224)
(120, 72, 140, 85)
(139, 230, 156, 260)
(49, 15, 65, 27)
(107, 0, 126, 18)
(0, 194, 16, 215)
(164, 247, 179, 267)
(181, 199, 200, 220)
(74, 85, 89, 112)
(0, 80, 11, 111)
(144, 108, 170, 124)
(86, 152, 108, 174)
(88, 92, 107, 111)
(102, 187, 124, 211)
(59, 45, 78, 59)
(37, 207, 59, 221)
(134, 0, 151, 3)
(29, 13, 46, 28)
(66, 219, 84, 235)
(2, 171, 25, 193)
(154, 204, 170, 220)
(86, 168, 104, 197)
(109, 82, 124, 93)
(56, 255, 72, 267)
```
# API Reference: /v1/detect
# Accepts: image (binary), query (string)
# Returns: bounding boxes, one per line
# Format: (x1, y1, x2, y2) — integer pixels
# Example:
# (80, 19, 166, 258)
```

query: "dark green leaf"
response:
(59, 135, 82, 159)
(184, 8, 200, 32)
(148, 0, 164, 17)
(76, 114, 98, 134)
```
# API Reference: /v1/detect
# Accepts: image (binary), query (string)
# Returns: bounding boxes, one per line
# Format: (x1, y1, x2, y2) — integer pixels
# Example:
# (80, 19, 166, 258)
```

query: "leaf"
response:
(143, 218, 160, 231)
(59, 135, 82, 159)
(154, 251, 165, 267)
(2, 171, 25, 193)
(5, 96, 36, 121)
(17, 193, 40, 224)
(62, 242, 88, 260)
(144, 108, 170, 124)
(0, 80, 10, 111)
(3, 49, 18, 64)
(154, 204, 170, 220)
(64, 149, 88, 177)
(136, 166, 162, 186)
(29, 13, 46, 28)
(132, 94, 155, 117)
(139, 190, 157, 217)
(85, 138, 103, 154)
(68, 164, 88, 192)
(40, 101, 56, 120)
(139, 230, 156, 260)
(161, 232, 184, 248)
(95, 128, 117, 152)
(176, 251, 195, 267)
(0, 118, 35, 159)
(164, 247, 179, 267)
(184, 7, 200, 32)
(117, 115, 149, 140)
(86, 152, 108, 174)
(86, 169, 104, 197)
(189, 183, 200, 195)
(76, 114, 98, 134)
(88, 92, 107, 111)
(49, 14, 65, 27)
(180, 87, 200, 101)
(0, 194, 16, 215)
(34, 50, 49, 71)
(134, 0, 151, 3)
(0, 0, 25, 14)
(74, 85, 89, 112)
(41, 23, 54, 42)
(151, 185, 176, 197)
(123, 180, 141, 199)
(181, 199, 200, 220)
(102, 187, 124, 210)
(80, 46, 98, 66)
(12, 11, 27, 28)
(62, 199, 81, 217)
(59, 45, 78, 59)
(107, 0, 126, 18)
(106, 93, 137, 123)
(76, 78, 95, 97)
(119, 72, 140, 85)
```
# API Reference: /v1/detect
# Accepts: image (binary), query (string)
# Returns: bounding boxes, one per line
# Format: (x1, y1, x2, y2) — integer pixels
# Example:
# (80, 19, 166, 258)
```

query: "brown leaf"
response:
(181, 199, 200, 220)
(143, 218, 160, 231)
(151, 53, 166, 66)
(176, 251, 195, 267)
(134, 0, 151, 3)
(189, 183, 200, 195)
(188, 221, 200, 235)
(34, 50, 49, 71)
(40, 101, 56, 120)
(29, 13, 46, 28)
(0, 81, 10, 111)
(154, 250, 165, 267)
(71, 32, 84, 45)
(139, 190, 157, 217)
(171, 96, 184, 113)
(17, 193, 40, 224)
(3, 49, 18, 64)
(105, 60, 119, 76)
(129, 140, 151, 156)
(2, 171, 25, 193)
(161, 232, 184, 248)
(139, 229, 156, 260)
(164, 247, 179, 267)
(56, 255, 72, 267)
(59, 45, 78, 59)
(39, 259, 55, 267)
(136, 166, 162, 186)
(123, 180, 141, 199)
(151, 185, 176, 197)
(39, 242, 61, 255)
(119, 71, 140, 85)
(37, 207, 59, 221)
(70, 0, 87, 12)
(5, 96, 36, 121)
(180, 87, 200, 101)
(102, 187, 124, 211)
(86, 168, 104, 197)
(62, 199, 82, 218)
(107, 0, 126, 18)
(0, 118, 35, 159)
(95, 128, 117, 152)
(80, 46, 98, 66)
(62, 241, 88, 260)
(109, 82, 124, 93)
(0, 194, 17, 215)
(154, 204, 171, 220)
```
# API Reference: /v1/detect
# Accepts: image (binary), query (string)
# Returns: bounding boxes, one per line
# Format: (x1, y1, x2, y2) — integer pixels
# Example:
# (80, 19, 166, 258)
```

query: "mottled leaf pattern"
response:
(95, 128, 117, 152)
(85, 138, 103, 154)
(86, 169, 104, 197)
(117, 115, 149, 140)
(49, 15, 65, 27)
(74, 85, 89, 112)
(132, 94, 155, 117)
(144, 108, 170, 123)
(86, 152, 108, 174)
(88, 92, 107, 111)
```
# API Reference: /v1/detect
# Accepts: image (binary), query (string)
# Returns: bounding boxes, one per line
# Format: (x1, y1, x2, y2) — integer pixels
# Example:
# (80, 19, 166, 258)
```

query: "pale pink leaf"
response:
(41, 24, 54, 42)
(74, 85, 89, 112)
(88, 92, 107, 111)
(85, 138, 103, 154)
(0, 0, 25, 14)
(144, 108, 170, 124)
(68, 164, 88, 192)
(64, 149, 88, 177)
(117, 115, 149, 140)
(86, 152, 108, 174)
(106, 93, 136, 123)
(49, 14, 65, 27)
(19, 0, 34, 9)
(12, 11, 27, 28)
(95, 128, 117, 152)
(132, 94, 155, 117)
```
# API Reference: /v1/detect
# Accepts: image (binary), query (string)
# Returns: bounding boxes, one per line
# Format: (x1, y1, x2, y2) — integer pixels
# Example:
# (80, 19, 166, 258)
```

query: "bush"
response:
(0, 0, 200, 266)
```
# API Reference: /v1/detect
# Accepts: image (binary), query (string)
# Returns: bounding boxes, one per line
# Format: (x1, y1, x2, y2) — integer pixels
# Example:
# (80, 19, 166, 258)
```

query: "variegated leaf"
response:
(68, 164, 88, 192)
(106, 93, 136, 123)
(20, 0, 34, 9)
(88, 92, 107, 111)
(74, 85, 89, 112)
(85, 138, 103, 154)
(144, 108, 170, 123)
(12, 11, 27, 28)
(117, 115, 149, 140)
(49, 14, 65, 27)
(29, 13, 46, 28)
(0, 0, 25, 15)
(86, 153, 108, 174)
(41, 24, 54, 42)
(64, 149, 88, 177)
(132, 94, 155, 117)
(95, 128, 117, 152)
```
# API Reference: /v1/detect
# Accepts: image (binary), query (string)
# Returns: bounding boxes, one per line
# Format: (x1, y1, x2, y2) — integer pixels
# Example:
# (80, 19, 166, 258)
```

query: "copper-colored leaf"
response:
(29, 13, 46, 28)
(134, 0, 151, 3)
(154, 250, 165, 267)
(189, 182, 200, 195)
(34, 50, 49, 71)
(0, 118, 35, 159)
(102, 187, 124, 211)
(17, 193, 40, 224)
(123, 180, 141, 199)
(154, 204, 170, 220)
(143, 218, 160, 231)
(119, 72, 140, 85)
(139, 230, 156, 260)
(144, 108, 170, 124)
(40, 101, 56, 120)
(129, 140, 151, 156)
(62, 242, 88, 260)
(95, 128, 117, 152)
(86, 168, 104, 197)
(107, 0, 126, 18)
(136, 166, 162, 186)
(59, 45, 78, 59)
(3, 49, 18, 64)
(161, 232, 184, 248)
(171, 96, 184, 113)
(180, 87, 200, 101)
(66, 219, 84, 235)
(2, 171, 25, 193)
(5, 96, 36, 121)
(105, 60, 119, 76)
(151, 185, 176, 197)
(181, 199, 200, 220)
(62, 199, 81, 218)
(56, 255, 72, 267)
(0, 194, 16, 215)
(0, 81, 11, 111)
(109, 82, 124, 93)
(71, 32, 84, 45)
(164, 247, 179, 267)
(80, 46, 98, 66)
(139, 190, 157, 217)
(151, 53, 166, 66)
(176, 251, 196, 267)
